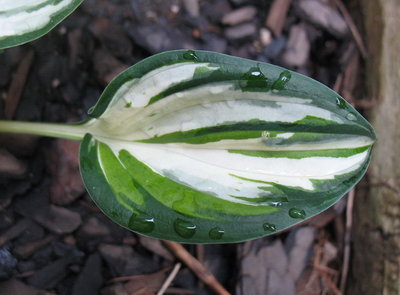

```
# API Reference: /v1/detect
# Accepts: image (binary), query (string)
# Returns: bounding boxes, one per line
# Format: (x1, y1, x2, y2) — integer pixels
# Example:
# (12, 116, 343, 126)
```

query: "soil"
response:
(0, 0, 371, 294)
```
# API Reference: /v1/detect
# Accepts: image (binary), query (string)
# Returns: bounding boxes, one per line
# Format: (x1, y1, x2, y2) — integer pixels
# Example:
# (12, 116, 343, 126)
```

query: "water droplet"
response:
(289, 208, 306, 219)
(263, 223, 277, 232)
(240, 66, 269, 91)
(272, 70, 291, 91)
(209, 227, 224, 239)
(174, 219, 196, 238)
(336, 96, 347, 109)
(270, 201, 282, 207)
(183, 50, 198, 61)
(346, 113, 357, 121)
(129, 214, 155, 233)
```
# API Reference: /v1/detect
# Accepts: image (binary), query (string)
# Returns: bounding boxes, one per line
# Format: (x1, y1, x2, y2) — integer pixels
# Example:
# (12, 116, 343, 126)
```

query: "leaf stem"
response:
(0, 120, 87, 141)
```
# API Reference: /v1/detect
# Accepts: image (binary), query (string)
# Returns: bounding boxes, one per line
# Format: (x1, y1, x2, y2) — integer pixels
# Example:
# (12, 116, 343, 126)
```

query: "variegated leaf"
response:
(79, 50, 375, 243)
(0, 0, 84, 49)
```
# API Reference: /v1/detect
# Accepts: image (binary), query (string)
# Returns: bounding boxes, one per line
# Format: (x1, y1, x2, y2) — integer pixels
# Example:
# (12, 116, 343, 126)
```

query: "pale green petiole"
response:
(0, 120, 86, 141)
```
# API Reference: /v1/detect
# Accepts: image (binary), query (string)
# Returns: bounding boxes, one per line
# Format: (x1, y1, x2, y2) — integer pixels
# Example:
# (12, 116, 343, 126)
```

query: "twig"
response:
(196, 244, 205, 264)
(340, 189, 355, 293)
(319, 268, 342, 295)
(333, 73, 343, 93)
(157, 263, 182, 295)
(162, 241, 230, 295)
(5, 49, 35, 119)
(313, 263, 339, 276)
(196, 244, 205, 288)
(107, 267, 170, 284)
(332, 0, 367, 59)
(164, 287, 196, 294)
(343, 50, 359, 96)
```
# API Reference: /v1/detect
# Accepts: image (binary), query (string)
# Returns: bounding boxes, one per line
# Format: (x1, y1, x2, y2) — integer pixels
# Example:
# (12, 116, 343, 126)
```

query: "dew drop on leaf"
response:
(174, 219, 197, 238)
(128, 214, 155, 233)
(209, 227, 225, 239)
(272, 70, 291, 91)
(288, 208, 306, 219)
(336, 96, 347, 109)
(240, 66, 269, 91)
(263, 223, 277, 232)
(270, 201, 282, 207)
(183, 50, 199, 61)
(346, 113, 357, 121)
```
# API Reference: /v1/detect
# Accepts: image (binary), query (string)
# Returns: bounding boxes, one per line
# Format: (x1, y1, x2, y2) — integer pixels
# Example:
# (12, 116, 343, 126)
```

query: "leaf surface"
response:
(0, 0, 84, 49)
(79, 50, 375, 243)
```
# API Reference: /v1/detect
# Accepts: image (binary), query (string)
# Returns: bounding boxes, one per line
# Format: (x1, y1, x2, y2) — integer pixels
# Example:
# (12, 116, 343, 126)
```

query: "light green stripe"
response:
(117, 149, 278, 218)
(98, 142, 145, 210)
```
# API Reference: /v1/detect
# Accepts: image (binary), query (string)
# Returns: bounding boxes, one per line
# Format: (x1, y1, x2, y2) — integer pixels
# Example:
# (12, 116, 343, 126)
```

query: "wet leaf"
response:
(77, 50, 375, 243)
(0, 0, 84, 49)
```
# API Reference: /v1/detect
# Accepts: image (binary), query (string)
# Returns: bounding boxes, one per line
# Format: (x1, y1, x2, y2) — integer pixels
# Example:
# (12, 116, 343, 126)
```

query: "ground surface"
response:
(0, 0, 371, 294)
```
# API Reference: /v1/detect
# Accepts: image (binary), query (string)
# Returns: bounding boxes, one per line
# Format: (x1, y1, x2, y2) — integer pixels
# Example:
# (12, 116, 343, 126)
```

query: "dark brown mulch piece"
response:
(99, 244, 160, 277)
(48, 139, 85, 205)
(0, 219, 30, 247)
(0, 279, 44, 295)
(13, 235, 56, 259)
(27, 247, 84, 289)
(4, 50, 34, 120)
(33, 205, 82, 235)
(71, 253, 103, 295)
(0, 148, 27, 177)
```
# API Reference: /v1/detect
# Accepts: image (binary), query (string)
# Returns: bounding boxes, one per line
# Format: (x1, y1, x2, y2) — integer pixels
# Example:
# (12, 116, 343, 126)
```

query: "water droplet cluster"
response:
(127, 205, 308, 240)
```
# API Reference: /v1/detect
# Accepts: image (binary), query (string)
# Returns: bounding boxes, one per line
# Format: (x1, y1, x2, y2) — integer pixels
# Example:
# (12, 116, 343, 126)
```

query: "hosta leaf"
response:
(0, 0, 84, 49)
(79, 50, 375, 243)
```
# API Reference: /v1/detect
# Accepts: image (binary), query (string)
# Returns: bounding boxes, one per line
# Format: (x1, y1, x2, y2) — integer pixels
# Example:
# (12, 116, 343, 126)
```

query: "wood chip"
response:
(222, 6, 257, 26)
(0, 219, 30, 246)
(4, 50, 34, 120)
(0, 148, 27, 177)
(265, 0, 292, 37)
(13, 235, 56, 259)
(139, 236, 174, 261)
